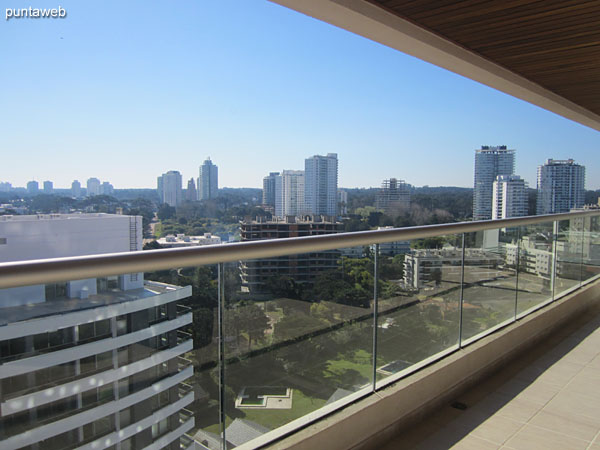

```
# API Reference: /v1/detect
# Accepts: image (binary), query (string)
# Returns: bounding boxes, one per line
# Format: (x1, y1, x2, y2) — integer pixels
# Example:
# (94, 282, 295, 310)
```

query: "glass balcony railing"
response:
(0, 211, 599, 450)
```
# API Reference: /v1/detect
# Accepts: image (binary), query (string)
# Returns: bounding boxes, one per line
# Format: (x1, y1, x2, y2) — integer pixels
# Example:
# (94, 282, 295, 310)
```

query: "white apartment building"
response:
(0, 214, 194, 450)
(262, 172, 280, 207)
(27, 181, 39, 195)
(43, 181, 53, 194)
(536, 159, 585, 214)
(404, 248, 502, 289)
(337, 189, 348, 215)
(274, 170, 305, 218)
(157, 233, 222, 248)
(157, 170, 183, 207)
(86, 178, 101, 197)
(473, 146, 515, 220)
(305, 153, 338, 217)
(71, 180, 82, 198)
(492, 175, 528, 220)
(197, 158, 218, 200)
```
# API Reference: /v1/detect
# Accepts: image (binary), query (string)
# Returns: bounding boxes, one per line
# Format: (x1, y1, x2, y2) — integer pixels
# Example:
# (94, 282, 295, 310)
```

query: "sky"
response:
(1, 0, 599, 190)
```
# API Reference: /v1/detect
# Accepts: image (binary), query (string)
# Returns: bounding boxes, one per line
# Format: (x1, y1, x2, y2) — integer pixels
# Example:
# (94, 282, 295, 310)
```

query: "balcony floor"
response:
(380, 304, 600, 450)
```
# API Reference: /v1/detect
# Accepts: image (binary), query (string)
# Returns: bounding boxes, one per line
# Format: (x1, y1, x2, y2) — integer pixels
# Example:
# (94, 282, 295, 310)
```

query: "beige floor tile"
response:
(528, 410, 599, 442)
(562, 367, 600, 400)
(464, 392, 513, 419)
(514, 380, 561, 406)
(504, 424, 589, 450)
(450, 435, 500, 450)
(495, 398, 542, 423)
(545, 391, 600, 424)
(469, 415, 524, 445)
(589, 355, 600, 369)
(534, 361, 584, 386)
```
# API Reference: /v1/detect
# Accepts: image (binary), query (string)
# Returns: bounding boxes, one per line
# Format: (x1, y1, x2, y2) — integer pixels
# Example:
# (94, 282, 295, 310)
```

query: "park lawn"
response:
(240, 389, 326, 430)
(322, 349, 373, 385)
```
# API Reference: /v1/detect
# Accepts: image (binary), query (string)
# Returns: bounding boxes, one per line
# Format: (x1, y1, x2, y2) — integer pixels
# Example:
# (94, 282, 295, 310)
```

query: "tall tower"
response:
(27, 180, 39, 195)
(86, 178, 101, 197)
(492, 175, 528, 220)
(186, 178, 197, 202)
(157, 170, 182, 207)
(262, 172, 280, 207)
(473, 146, 515, 220)
(274, 170, 305, 218)
(304, 153, 338, 217)
(43, 181, 53, 194)
(71, 180, 82, 198)
(536, 159, 585, 214)
(198, 157, 218, 200)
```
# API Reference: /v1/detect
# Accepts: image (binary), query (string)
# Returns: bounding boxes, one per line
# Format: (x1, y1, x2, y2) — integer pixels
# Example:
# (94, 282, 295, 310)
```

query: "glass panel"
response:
(376, 234, 461, 386)
(461, 227, 518, 341)
(0, 266, 198, 449)
(516, 221, 555, 316)
(224, 246, 374, 447)
(581, 215, 600, 283)
(554, 219, 583, 297)
(144, 265, 220, 449)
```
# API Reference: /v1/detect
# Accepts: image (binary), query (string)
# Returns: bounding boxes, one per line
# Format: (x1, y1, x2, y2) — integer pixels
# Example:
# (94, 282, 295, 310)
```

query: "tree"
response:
(157, 203, 176, 221)
(237, 303, 270, 351)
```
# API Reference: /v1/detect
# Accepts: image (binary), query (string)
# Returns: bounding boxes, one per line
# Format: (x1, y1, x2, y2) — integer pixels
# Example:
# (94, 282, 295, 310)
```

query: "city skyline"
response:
(1, 0, 599, 190)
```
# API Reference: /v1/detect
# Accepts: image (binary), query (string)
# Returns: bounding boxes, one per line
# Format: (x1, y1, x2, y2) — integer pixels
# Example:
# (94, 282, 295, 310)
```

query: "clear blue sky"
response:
(1, 0, 599, 190)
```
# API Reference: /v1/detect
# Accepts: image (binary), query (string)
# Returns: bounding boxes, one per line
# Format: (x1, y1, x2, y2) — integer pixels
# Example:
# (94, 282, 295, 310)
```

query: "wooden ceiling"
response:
(370, 0, 600, 118)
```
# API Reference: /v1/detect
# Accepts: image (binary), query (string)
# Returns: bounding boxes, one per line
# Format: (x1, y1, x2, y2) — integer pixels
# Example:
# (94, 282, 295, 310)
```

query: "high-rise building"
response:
(86, 177, 101, 197)
(492, 175, 528, 220)
(376, 178, 411, 216)
(100, 181, 114, 196)
(43, 181, 53, 194)
(27, 180, 39, 195)
(536, 159, 585, 215)
(71, 180, 82, 198)
(157, 171, 183, 207)
(274, 170, 305, 218)
(262, 172, 280, 207)
(0, 182, 11, 193)
(185, 178, 197, 202)
(473, 146, 515, 220)
(0, 213, 194, 450)
(338, 189, 348, 215)
(304, 153, 338, 217)
(197, 158, 218, 200)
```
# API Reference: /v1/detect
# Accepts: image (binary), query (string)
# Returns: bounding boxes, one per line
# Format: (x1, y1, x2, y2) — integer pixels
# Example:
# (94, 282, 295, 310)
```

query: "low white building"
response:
(157, 233, 222, 248)
(0, 214, 194, 450)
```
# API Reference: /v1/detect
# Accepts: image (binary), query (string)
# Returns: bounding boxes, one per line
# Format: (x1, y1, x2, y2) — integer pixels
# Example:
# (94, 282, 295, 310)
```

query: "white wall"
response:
(0, 214, 141, 263)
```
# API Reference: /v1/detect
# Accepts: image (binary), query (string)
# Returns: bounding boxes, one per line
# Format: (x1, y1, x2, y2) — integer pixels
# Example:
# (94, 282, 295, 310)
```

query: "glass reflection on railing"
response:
(461, 227, 519, 342)
(555, 219, 583, 297)
(376, 234, 461, 386)
(0, 267, 197, 450)
(516, 221, 555, 316)
(222, 246, 374, 447)
(581, 215, 600, 283)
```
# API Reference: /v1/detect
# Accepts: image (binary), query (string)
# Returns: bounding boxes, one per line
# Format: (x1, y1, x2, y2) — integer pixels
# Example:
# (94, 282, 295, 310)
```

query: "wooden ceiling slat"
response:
(434, 6, 600, 41)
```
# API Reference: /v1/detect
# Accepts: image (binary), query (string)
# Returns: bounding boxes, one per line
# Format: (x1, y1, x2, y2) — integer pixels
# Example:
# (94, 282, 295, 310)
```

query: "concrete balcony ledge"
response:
(263, 278, 600, 450)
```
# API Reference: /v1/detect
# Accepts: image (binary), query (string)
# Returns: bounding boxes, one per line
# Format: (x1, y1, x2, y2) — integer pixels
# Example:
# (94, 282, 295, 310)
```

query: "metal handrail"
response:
(0, 210, 598, 289)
